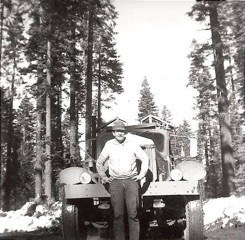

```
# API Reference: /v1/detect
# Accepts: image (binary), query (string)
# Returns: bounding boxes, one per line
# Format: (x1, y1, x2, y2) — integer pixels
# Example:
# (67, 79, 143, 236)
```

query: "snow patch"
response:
(204, 195, 245, 229)
(0, 202, 61, 233)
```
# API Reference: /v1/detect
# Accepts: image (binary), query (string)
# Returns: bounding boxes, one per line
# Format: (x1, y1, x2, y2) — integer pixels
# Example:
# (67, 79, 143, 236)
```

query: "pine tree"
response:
(209, 1, 236, 196)
(15, 96, 36, 206)
(187, 39, 222, 197)
(42, 0, 53, 200)
(138, 77, 158, 120)
(0, 88, 12, 209)
(1, 0, 27, 210)
(25, 0, 47, 199)
(188, 1, 237, 196)
(229, 2, 245, 122)
(160, 104, 172, 123)
(175, 120, 193, 158)
(224, 1, 245, 195)
(92, 1, 123, 126)
(85, 1, 94, 157)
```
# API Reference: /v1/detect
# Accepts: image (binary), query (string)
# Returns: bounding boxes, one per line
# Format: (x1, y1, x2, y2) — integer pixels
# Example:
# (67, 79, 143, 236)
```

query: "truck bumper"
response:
(142, 181, 201, 196)
(64, 184, 110, 199)
(63, 180, 201, 199)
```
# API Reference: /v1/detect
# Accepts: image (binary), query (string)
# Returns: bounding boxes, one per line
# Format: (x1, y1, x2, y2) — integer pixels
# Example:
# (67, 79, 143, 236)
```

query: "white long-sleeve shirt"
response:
(96, 137, 149, 180)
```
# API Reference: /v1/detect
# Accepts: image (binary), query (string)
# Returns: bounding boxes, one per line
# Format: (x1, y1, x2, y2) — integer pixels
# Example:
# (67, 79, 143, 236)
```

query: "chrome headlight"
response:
(79, 172, 92, 184)
(170, 169, 183, 181)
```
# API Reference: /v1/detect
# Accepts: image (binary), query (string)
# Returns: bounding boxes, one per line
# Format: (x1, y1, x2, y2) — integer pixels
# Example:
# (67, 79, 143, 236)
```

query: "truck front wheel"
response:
(184, 200, 204, 240)
(61, 201, 87, 240)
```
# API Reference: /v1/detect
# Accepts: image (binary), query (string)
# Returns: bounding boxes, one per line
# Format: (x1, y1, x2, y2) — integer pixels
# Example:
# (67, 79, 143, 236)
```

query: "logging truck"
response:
(59, 115, 206, 239)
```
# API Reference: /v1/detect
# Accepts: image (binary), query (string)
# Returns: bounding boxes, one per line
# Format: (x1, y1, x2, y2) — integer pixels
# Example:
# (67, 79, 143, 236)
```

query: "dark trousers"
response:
(109, 178, 140, 240)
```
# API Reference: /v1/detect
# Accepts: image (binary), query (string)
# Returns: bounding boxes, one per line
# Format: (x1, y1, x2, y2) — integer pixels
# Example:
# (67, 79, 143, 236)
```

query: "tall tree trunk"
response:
(44, 32, 52, 199)
(97, 56, 102, 127)
(91, 115, 96, 160)
(209, 2, 236, 196)
(0, 88, 2, 201)
(204, 140, 209, 165)
(208, 128, 219, 196)
(57, 83, 64, 161)
(35, 55, 43, 198)
(34, 12, 43, 198)
(70, 24, 77, 164)
(243, 49, 245, 115)
(0, 0, 3, 78)
(0, 0, 4, 198)
(85, 3, 94, 156)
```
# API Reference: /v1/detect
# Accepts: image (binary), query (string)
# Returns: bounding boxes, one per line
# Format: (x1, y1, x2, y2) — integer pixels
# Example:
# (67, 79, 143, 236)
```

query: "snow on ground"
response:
(0, 196, 244, 233)
(203, 195, 245, 230)
(0, 201, 61, 233)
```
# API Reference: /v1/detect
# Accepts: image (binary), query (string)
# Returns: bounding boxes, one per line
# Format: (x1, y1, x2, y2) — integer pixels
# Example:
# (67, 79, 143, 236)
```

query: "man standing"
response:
(96, 120, 149, 240)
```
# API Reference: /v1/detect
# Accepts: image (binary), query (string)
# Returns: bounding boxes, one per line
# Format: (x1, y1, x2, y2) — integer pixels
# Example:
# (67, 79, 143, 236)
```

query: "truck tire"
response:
(92, 222, 109, 238)
(61, 201, 87, 240)
(184, 200, 204, 240)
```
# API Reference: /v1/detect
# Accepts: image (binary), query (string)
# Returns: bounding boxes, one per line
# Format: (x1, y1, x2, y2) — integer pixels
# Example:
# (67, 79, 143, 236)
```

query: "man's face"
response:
(112, 130, 126, 143)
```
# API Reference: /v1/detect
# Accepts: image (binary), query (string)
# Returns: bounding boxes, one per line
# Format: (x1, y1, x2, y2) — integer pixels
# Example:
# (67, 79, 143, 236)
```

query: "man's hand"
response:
(132, 175, 144, 182)
(102, 176, 114, 184)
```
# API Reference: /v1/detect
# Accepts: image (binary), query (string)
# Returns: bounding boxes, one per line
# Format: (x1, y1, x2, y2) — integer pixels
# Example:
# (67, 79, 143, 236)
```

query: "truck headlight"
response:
(170, 169, 183, 181)
(79, 172, 92, 184)
(153, 199, 165, 208)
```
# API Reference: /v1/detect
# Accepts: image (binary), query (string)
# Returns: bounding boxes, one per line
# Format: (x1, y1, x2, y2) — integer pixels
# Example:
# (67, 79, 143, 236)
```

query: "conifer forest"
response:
(0, 0, 244, 212)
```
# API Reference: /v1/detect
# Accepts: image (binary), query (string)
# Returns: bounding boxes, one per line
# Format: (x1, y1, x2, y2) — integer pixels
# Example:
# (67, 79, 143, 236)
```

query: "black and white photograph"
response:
(0, 0, 244, 239)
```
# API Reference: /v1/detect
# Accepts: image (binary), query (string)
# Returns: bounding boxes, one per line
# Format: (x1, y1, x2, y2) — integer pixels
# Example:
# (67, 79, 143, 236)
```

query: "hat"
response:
(112, 120, 126, 131)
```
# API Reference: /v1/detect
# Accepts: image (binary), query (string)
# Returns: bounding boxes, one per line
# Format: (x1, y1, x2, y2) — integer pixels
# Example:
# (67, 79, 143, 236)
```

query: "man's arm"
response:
(96, 143, 112, 183)
(96, 154, 108, 179)
(133, 145, 149, 181)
